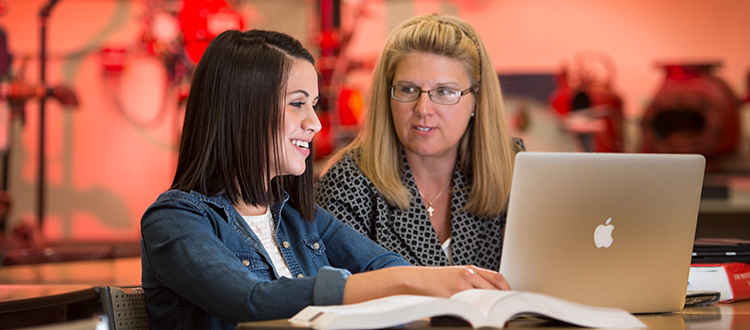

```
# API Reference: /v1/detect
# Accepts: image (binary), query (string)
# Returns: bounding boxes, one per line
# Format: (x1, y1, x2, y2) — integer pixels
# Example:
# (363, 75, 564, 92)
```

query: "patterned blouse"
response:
(315, 149, 507, 270)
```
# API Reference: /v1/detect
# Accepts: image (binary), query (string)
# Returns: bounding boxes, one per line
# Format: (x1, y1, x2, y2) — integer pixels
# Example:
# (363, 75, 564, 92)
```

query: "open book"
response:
(290, 289, 645, 330)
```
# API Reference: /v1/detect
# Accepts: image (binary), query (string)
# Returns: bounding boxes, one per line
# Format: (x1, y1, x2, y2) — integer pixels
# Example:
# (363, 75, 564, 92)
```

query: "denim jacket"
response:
(141, 190, 410, 329)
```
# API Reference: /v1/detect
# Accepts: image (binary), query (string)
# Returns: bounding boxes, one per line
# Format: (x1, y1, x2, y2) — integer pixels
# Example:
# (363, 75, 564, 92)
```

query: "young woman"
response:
(140, 29, 509, 329)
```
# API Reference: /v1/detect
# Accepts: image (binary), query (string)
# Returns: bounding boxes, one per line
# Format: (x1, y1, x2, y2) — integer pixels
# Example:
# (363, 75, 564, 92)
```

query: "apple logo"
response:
(594, 217, 615, 248)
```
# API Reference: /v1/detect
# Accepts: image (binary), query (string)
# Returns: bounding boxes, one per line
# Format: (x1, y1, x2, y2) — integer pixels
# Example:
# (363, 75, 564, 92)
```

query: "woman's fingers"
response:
(467, 266, 511, 290)
(343, 266, 511, 305)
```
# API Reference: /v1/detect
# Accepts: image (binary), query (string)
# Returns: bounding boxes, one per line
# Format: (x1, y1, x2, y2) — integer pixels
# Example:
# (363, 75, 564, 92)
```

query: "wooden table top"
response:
(0, 256, 141, 286)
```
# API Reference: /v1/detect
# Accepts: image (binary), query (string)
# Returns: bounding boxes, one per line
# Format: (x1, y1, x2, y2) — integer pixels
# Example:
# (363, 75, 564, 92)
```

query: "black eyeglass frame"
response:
(389, 85, 474, 105)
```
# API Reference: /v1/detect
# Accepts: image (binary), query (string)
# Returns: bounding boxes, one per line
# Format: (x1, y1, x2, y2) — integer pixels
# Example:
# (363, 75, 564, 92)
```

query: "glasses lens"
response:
(392, 85, 419, 102)
(429, 88, 460, 105)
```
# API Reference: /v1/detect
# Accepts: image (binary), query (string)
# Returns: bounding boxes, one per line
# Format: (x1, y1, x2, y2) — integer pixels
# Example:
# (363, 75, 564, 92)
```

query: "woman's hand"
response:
(343, 266, 510, 304)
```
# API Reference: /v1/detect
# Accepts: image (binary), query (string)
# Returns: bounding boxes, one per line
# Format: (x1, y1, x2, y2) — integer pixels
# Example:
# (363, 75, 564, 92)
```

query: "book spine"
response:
(725, 263, 750, 302)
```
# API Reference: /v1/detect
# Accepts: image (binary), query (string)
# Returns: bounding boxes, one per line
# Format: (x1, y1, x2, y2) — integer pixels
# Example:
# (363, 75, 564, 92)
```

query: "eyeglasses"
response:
(390, 85, 473, 105)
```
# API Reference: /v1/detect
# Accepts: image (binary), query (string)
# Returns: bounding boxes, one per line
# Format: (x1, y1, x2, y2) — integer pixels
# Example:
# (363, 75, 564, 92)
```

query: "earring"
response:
(471, 112, 475, 117)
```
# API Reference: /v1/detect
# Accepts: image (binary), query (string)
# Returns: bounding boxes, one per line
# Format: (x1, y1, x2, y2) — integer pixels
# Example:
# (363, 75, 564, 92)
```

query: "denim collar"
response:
(186, 190, 290, 219)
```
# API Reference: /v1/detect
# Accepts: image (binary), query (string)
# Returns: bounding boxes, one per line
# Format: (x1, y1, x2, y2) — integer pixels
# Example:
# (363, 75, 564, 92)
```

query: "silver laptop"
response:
(499, 152, 705, 314)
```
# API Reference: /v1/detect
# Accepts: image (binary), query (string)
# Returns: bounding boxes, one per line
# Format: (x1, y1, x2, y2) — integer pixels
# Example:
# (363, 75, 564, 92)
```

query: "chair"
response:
(98, 286, 149, 330)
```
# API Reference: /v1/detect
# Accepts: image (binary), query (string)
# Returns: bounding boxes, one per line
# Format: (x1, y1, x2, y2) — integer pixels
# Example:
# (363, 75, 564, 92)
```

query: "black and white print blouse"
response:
(314, 149, 506, 270)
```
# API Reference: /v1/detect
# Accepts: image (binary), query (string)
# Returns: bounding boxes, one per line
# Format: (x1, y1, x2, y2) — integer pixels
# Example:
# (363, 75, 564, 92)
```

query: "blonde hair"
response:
(328, 14, 518, 217)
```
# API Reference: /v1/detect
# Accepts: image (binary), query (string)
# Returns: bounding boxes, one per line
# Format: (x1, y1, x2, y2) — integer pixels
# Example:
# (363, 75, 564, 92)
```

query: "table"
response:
(0, 257, 142, 329)
(237, 300, 750, 330)
(0, 285, 100, 329)
(0, 256, 141, 286)
(2, 256, 749, 329)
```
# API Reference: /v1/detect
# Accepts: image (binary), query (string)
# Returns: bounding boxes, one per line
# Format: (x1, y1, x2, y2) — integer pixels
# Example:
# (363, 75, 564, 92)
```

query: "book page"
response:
(449, 289, 520, 317)
(688, 266, 733, 301)
(295, 295, 437, 316)
(452, 289, 645, 329)
(290, 295, 485, 330)
(291, 290, 645, 330)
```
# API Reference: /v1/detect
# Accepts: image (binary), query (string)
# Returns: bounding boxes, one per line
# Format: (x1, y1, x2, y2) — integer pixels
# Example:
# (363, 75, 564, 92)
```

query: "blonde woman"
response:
(316, 14, 523, 269)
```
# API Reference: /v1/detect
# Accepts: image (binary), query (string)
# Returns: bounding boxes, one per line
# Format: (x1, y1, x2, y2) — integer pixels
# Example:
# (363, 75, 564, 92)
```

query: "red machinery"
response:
(640, 63, 740, 158)
(549, 53, 624, 152)
(179, 0, 244, 64)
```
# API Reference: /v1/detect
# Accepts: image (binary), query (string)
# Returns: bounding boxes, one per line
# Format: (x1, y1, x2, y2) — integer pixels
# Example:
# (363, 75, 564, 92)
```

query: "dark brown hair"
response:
(171, 29, 317, 221)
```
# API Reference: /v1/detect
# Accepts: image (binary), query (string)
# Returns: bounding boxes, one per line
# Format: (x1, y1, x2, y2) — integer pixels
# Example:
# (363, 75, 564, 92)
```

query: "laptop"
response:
(691, 238, 750, 264)
(499, 152, 705, 314)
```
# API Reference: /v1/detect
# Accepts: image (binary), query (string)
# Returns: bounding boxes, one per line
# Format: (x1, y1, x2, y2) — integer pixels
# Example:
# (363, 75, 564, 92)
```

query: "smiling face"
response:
(273, 58, 321, 178)
(390, 52, 475, 161)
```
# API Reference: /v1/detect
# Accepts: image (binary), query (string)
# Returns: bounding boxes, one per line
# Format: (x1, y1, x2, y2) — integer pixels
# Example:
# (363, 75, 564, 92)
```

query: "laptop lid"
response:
(499, 152, 705, 314)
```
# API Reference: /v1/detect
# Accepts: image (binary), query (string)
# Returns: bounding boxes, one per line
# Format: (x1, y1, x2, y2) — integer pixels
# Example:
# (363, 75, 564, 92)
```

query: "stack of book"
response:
(687, 238, 750, 302)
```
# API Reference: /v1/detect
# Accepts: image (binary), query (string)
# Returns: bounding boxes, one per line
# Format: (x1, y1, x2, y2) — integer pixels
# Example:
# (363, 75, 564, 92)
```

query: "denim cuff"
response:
(312, 266, 351, 305)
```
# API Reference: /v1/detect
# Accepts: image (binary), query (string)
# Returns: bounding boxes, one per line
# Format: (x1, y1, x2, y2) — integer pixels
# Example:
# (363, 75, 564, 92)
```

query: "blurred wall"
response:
(344, 0, 750, 152)
(0, 0, 747, 242)
(0, 0, 314, 241)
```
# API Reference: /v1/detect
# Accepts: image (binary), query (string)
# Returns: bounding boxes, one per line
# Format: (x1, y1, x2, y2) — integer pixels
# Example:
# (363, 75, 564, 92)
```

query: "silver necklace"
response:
(421, 181, 451, 217)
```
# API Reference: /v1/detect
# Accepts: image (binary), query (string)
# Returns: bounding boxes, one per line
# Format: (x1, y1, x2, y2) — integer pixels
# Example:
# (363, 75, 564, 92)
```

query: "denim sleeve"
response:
(312, 266, 351, 305)
(314, 206, 411, 273)
(142, 197, 357, 323)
